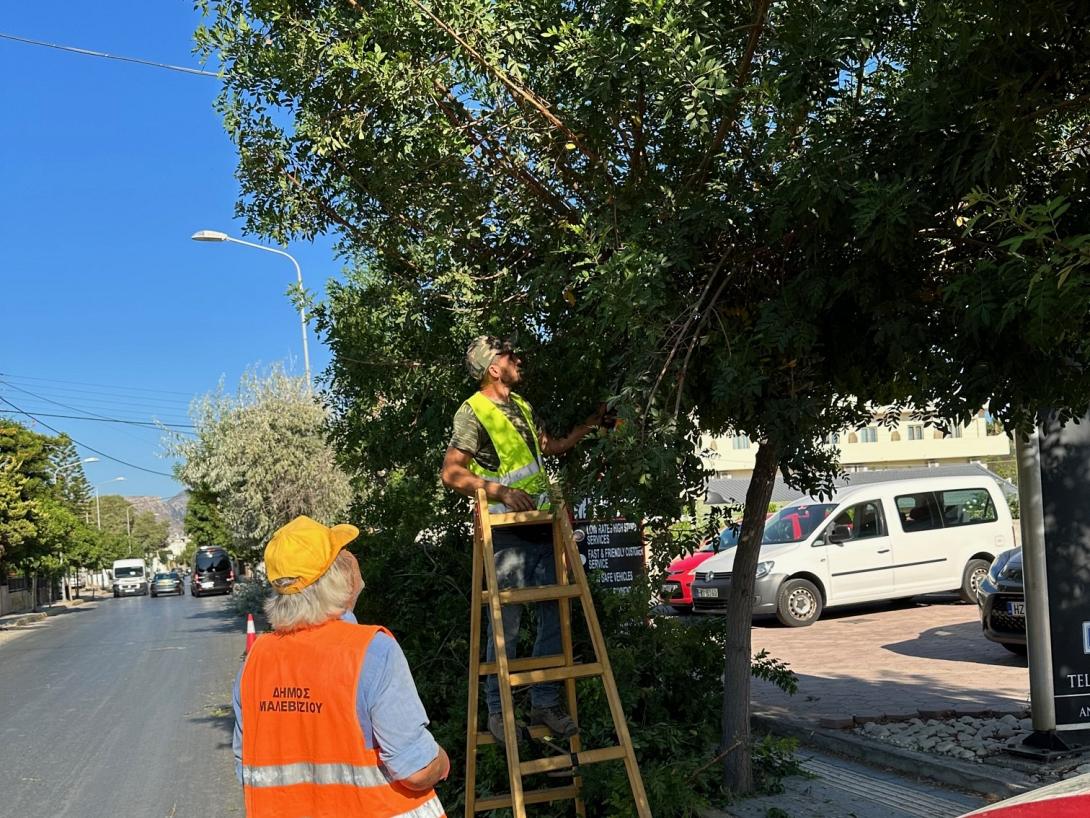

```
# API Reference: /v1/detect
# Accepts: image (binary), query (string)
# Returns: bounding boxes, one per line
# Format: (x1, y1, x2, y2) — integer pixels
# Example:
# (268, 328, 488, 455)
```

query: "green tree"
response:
(183, 487, 232, 550)
(0, 421, 54, 568)
(199, 0, 1090, 799)
(165, 366, 353, 559)
(50, 435, 92, 513)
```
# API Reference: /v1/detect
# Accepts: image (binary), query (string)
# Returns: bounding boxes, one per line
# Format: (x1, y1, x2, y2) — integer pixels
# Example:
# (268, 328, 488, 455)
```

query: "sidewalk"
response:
(0, 595, 99, 630)
(707, 746, 986, 818)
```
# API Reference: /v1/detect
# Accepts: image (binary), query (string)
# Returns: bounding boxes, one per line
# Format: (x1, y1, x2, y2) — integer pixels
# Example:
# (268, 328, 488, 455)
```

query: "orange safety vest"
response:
(240, 619, 445, 818)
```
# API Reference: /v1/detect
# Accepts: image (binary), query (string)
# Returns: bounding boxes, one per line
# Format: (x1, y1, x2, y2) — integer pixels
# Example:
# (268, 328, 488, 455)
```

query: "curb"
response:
(753, 711, 1037, 799)
(0, 611, 47, 630)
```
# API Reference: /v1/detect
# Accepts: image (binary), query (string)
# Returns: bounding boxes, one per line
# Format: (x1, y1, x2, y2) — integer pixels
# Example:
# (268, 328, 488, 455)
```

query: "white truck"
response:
(111, 558, 149, 597)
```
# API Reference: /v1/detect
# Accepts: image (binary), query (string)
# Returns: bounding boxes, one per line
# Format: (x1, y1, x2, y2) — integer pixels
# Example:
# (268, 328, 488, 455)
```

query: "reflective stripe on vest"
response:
(465, 391, 552, 512)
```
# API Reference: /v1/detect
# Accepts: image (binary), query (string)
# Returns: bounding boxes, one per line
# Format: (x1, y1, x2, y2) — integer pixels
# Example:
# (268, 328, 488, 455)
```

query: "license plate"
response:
(1007, 601, 1026, 616)
(202, 581, 215, 589)
(695, 587, 719, 599)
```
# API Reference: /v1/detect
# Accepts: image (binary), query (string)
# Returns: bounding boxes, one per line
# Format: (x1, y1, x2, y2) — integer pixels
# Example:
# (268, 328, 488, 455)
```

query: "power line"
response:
(0, 381, 191, 429)
(0, 32, 220, 78)
(0, 395, 177, 478)
(0, 371, 195, 397)
(0, 410, 195, 432)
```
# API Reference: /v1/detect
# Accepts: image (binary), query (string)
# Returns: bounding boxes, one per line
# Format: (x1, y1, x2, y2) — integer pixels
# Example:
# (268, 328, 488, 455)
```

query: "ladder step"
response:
(482, 584, 583, 605)
(488, 510, 555, 527)
(474, 784, 580, 811)
(473, 724, 554, 747)
(479, 654, 569, 676)
(520, 745, 628, 776)
(509, 662, 603, 687)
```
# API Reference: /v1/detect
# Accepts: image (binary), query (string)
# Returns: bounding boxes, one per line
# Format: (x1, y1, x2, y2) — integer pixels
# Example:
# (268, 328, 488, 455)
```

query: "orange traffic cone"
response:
(245, 613, 257, 653)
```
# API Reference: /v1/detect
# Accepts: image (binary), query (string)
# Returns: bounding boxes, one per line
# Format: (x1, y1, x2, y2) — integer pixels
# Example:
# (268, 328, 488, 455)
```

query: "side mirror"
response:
(827, 525, 853, 544)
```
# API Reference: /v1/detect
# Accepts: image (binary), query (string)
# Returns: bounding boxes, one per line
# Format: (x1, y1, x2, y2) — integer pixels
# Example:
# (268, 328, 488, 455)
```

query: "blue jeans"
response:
(485, 525, 561, 714)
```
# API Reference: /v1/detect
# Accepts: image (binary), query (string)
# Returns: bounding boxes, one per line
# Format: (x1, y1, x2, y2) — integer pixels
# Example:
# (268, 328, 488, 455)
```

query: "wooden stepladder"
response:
(465, 488, 651, 817)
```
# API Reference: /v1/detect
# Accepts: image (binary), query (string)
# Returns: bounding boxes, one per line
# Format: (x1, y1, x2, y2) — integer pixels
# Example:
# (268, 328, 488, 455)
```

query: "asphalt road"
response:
(0, 585, 245, 818)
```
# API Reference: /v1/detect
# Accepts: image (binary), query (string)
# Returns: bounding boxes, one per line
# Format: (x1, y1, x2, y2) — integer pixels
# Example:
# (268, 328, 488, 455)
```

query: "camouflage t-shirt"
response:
(448, 395, 542, 473)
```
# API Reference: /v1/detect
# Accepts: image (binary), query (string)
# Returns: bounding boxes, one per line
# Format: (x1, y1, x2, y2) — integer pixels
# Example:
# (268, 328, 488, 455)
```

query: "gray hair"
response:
(265, 549, 357, 632)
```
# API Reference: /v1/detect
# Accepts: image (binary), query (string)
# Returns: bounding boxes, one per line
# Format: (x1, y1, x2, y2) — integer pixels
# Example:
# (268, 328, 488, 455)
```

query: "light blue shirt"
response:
(233, 612, 439, 782)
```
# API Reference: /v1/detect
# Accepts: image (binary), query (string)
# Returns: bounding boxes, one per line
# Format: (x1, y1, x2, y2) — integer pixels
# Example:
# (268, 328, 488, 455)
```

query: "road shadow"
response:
(882, 620, 1028, 667)
(180, 603, 244, 635)
(190, 701, 235, 749)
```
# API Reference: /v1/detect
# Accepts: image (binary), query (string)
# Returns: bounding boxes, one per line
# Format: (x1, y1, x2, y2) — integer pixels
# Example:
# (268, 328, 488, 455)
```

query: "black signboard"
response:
(572, 519, 645, 592)
(1039, 411, 1090, 728)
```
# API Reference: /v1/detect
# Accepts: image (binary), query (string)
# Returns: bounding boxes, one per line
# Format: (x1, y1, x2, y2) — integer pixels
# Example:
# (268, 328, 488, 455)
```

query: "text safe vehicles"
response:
(150, 571, 184, 597)
(191, 546, 234, 597)
(112, 558, 149, 597)
(975, 547, 1026, 654)
(690, 476, 1013, 626)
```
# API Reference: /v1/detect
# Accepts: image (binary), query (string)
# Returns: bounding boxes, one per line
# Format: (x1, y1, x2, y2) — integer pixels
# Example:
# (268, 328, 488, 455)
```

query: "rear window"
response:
(896, 488, 997, 532)
(937, 488, 998, 527)
(196, 551, 231, 572)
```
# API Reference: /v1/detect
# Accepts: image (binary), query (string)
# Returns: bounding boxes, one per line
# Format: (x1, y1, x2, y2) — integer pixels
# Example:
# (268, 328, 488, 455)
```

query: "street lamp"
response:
(191, 229, 313, 393)
(94, 477, 125, 529)
(54, 456, 99, 477)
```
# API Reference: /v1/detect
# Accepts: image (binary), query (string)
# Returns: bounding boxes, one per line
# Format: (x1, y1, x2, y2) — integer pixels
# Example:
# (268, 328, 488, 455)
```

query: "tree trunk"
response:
(722, 436, 782, 795)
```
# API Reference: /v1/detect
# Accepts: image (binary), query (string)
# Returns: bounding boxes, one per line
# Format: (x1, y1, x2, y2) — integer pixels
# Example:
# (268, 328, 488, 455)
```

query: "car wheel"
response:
(776, 578, 823, 627)
(1002, 642, 1028, 656)
(960, 558, 991, 603)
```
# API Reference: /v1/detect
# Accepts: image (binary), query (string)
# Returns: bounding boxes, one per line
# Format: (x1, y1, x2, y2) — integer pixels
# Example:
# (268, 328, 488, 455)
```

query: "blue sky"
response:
(1, 3, 340, 499)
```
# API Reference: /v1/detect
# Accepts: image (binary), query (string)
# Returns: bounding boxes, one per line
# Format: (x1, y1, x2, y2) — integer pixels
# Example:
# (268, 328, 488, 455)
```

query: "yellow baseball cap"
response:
(265, 515, 360, 595)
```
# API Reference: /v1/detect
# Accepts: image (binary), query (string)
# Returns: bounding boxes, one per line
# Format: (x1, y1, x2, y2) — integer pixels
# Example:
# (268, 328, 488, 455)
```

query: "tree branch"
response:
(685, 0, 771, 191)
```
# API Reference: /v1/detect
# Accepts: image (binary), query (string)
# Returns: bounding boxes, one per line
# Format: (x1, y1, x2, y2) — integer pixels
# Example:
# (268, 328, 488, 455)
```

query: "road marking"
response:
(801, 756, 972, 818)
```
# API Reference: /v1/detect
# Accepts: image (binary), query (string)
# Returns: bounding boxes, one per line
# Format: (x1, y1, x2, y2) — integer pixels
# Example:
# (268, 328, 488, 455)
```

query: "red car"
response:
(661, 526, 741, 612)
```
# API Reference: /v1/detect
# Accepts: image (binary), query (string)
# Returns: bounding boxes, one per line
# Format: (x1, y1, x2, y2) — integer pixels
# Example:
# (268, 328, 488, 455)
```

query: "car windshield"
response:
(703, 526, 741, 551)
(196, 552, 230, 571)
(115, 567, 143, 578)
(762, 504, 838, 545)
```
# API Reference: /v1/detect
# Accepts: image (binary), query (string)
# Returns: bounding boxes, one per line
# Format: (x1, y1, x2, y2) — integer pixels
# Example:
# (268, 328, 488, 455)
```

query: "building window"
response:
(859, 427, 878, 443)
(908, 425, 924, 441)
(826, 433, 841, 445)
(732, 435, 751, 450)
(948, 422, 963, 439)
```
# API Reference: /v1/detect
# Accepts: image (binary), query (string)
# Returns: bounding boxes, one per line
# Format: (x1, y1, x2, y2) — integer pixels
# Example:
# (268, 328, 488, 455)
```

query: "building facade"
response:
(701, 410, 1010, 479)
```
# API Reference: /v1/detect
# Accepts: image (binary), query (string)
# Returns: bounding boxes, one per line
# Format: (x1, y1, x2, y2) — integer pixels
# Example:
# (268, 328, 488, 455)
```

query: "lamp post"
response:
(54, 456, 99, 478)
(94, 477, 125, 529)
(191, 229, 313, 393)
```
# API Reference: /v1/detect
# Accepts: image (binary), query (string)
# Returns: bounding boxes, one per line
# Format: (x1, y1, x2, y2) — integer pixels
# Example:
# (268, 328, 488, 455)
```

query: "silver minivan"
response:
(690, 476, 1014, 626)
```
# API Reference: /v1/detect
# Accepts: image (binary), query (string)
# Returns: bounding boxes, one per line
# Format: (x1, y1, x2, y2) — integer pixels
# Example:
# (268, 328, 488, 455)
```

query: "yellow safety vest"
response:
(465, 392, 552, 513)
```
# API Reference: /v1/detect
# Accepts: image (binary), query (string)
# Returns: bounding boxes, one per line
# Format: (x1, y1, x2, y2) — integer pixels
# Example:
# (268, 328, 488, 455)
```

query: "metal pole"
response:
(225, 237, 313, 395)
(1015, 430, 1056, 732)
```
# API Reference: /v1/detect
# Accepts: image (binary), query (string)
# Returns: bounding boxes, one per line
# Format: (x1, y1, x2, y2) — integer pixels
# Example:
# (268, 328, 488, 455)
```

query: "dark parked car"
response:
(150, 571, 184, 597)
(191, 546, 234, 597)
(976, 547, 1026, 655)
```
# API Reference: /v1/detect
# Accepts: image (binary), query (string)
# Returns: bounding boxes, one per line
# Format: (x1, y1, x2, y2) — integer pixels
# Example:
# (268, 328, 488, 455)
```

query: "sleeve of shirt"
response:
(448, 404, 481, 456)
(358, 632, 439, 781)
(232, 661, 245, 785)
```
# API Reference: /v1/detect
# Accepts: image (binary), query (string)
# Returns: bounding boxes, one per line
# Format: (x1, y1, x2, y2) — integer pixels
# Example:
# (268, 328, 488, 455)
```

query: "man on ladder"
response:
(441, 334, 603, 745)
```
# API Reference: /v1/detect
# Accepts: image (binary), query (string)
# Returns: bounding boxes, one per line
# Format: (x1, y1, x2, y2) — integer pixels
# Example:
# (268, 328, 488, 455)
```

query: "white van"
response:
(112, 558, 149, 597)
(690, 476, 1013, 626)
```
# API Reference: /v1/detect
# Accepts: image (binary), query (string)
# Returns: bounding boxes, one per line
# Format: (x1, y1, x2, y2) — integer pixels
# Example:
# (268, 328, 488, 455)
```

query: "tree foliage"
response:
(166, 366, 353, 559)
(199, 0, 1090, 799)
(0, 421, 105, 575)
(183, 486, 233, 551)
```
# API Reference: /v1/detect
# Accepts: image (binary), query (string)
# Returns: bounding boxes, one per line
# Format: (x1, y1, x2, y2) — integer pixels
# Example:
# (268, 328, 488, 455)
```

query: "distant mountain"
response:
(127, 492, 189, 537)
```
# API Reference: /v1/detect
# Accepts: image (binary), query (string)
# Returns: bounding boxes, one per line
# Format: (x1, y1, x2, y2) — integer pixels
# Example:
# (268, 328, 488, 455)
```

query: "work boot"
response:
(488, 712, 508, 746)
(529, 705, 579, 739)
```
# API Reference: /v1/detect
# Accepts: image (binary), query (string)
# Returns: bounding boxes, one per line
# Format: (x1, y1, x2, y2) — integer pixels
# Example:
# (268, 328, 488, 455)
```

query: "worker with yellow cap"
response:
(231, 515, 448, 817)
(441, 335, 604, 745)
